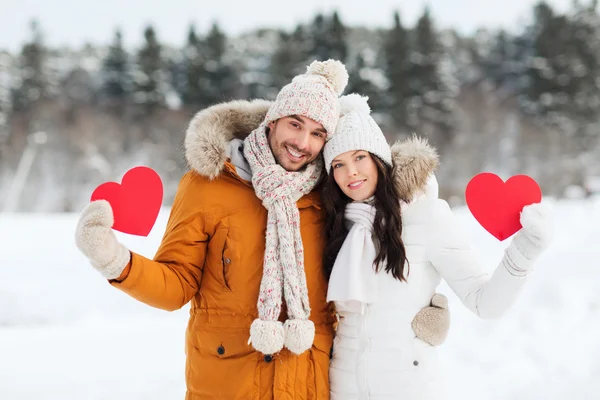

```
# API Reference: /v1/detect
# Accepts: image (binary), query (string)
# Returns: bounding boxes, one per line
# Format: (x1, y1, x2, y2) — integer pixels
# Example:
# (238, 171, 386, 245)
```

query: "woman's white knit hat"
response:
(323, 94, 392, 173)
(265, 59, 349, 139)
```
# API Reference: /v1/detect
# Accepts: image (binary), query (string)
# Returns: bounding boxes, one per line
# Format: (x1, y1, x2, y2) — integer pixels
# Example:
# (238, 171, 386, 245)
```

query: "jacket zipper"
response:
(357, 303, 371, 399)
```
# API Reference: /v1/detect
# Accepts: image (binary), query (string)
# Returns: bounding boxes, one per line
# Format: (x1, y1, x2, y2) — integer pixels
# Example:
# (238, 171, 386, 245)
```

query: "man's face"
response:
(267, 115, 327, 171)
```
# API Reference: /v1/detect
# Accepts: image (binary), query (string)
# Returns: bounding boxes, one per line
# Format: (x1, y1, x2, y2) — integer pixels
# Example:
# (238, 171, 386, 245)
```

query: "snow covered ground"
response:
(1, 197, 599, 399)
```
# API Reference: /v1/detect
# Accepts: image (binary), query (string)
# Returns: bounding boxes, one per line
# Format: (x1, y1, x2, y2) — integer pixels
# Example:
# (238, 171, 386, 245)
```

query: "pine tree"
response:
(200, 22, 240, 105)
(485, 30, 510, 86)
(310, 14, 330, 61)
(176, 24, 206, 107)
(0, 51, 12, 143)
(328, 11, 348, 62)
(523, 2, 571, 117)
(524, 1, 600, 126)
(472, 29, 531, 91)
(101, 29, 131, 105)
(205, 22, 226, 62)
(346, 53, 384, 111)
(566, 0, 600, 127)
(271, 12, 347, 93)
(305, 12, 348, 63)
(271, 25, 310, 90)
(518, 1, 600, 192)
(134, 25, 165, 112)
(405, 8, 457, 145)
(11, 20, 47, 113)
(384, 11, 411, 130)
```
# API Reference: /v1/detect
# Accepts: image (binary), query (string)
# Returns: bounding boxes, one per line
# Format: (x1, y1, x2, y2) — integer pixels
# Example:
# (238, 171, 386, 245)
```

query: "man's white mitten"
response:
(75, 200, 131, 279)
(505, 202, 553, 275)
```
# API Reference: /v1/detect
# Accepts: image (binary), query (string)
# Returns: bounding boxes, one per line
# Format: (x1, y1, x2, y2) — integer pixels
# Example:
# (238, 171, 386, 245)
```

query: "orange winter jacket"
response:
(110, 99, 335, 400)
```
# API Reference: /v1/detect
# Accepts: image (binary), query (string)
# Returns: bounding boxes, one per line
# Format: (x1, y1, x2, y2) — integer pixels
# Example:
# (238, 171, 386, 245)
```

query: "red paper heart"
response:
(90, 166, 163, 236)
(465, 173, 542, 241)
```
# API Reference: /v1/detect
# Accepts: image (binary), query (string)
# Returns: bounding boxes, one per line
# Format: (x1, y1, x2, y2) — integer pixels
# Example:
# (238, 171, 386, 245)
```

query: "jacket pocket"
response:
(186, 327, 258, 399)
(221, 241, 233, 291)
(207, 224, 232, 291)
(410, 337, 439, 384)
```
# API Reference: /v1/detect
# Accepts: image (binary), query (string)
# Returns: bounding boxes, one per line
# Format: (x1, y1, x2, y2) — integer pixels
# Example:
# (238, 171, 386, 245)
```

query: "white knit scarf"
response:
(326, 202, 379, 314)
(243, 121, 322, 355)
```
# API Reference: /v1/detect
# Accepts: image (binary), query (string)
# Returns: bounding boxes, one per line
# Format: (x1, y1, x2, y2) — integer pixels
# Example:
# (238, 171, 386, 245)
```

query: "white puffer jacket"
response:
(329, 137, 549, 400)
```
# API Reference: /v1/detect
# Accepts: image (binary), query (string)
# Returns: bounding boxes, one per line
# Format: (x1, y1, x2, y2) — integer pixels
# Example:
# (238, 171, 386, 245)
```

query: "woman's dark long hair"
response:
(322, 153, 409, 282)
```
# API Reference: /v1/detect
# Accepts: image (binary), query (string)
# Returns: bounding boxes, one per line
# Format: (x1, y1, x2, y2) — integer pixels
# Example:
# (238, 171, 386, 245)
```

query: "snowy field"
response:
(1, 197, 599, 399)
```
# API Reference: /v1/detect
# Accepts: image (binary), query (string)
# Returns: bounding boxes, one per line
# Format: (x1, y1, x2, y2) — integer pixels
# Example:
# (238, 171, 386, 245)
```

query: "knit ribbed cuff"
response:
(93, 244, 131, 280)
(504, 232, 542, 277)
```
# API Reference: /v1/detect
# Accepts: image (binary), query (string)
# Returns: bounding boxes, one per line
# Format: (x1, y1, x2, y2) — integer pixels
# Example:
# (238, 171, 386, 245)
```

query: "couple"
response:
(75, 60, 552, 399)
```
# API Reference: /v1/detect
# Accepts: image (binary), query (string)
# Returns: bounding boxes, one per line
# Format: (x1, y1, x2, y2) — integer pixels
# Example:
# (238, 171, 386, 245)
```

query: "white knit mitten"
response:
(75, 200, 131, 279)
(504, 202, 553, 276)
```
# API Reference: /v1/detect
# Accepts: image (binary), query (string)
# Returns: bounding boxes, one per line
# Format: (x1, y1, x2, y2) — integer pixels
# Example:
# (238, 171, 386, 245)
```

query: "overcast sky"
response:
(1, 0, 574, 51)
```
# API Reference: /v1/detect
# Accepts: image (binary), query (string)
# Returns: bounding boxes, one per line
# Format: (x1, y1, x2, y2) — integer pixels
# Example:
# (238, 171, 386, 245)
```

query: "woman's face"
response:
(331, 150, 378, 201)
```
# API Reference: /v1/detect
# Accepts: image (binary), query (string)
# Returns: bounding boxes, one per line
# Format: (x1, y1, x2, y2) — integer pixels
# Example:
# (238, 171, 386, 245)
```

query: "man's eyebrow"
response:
(290, 115, 327, 134)
(290, 115, 304, 124)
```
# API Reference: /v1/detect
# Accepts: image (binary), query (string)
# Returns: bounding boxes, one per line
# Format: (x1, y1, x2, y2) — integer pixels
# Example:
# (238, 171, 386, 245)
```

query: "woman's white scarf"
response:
(326, 202, 379, 314)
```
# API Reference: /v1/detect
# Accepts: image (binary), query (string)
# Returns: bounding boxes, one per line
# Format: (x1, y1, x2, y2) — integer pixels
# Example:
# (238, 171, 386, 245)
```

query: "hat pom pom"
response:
(249, 319, 285, 355)
(306, 59, 349, 95)
(339, 93, 371, 116)
(284, 319, 315, 355)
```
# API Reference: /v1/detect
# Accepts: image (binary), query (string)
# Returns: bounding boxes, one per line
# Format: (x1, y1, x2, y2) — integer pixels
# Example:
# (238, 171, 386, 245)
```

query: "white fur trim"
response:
(306, 59, 349, 95)
(184, 99, 271, 180)
(391, 135, 440, 202)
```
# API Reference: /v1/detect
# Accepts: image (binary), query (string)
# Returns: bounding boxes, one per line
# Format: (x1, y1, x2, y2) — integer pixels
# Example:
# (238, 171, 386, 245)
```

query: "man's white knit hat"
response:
(265, 59, 349, 139)
(323, 94, 392, 173)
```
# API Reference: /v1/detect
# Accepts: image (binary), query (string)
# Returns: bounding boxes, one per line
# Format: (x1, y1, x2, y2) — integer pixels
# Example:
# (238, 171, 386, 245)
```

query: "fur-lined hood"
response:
(184, 100, 439, 202)
(390, 135, 439, 202)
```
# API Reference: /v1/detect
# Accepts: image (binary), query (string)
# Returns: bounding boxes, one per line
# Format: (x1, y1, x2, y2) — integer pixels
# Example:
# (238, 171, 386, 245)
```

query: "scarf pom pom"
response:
(249, 319, 285, 355)
(284, 319, 315, 355)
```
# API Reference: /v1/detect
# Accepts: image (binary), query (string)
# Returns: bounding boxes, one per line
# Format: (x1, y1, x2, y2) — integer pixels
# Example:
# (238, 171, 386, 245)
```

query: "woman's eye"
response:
(356, 155, 365, 161)
(333, 163, 343, 169)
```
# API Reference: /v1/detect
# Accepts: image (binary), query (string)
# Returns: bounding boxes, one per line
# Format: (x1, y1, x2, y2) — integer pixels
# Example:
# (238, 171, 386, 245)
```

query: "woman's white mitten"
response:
(505, 202, 553, 274)
(411, 293, 450, 346)
(75, 200, 131, 279)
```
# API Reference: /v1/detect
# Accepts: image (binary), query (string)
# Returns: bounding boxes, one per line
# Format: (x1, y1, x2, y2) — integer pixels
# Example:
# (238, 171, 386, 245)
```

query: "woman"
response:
(322, 94, 552, 399)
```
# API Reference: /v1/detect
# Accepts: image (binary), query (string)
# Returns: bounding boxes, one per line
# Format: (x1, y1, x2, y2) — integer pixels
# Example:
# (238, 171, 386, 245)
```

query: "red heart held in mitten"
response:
(90, 166, 163, 236)
(465, 173, 542, 241)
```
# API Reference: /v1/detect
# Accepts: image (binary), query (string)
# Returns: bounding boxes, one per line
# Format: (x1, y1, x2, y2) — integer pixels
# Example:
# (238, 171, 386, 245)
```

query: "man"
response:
(75, 60, 448, 399)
